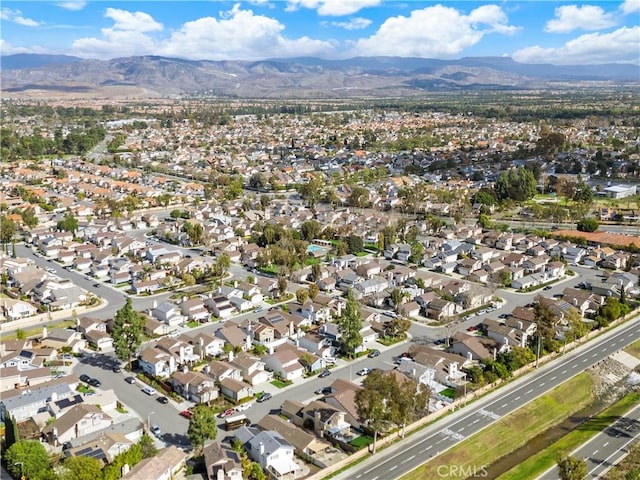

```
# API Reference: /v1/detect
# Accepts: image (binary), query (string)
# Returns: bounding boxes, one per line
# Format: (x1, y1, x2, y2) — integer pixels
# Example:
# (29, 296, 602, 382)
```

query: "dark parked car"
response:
(79, 374, 91, 383)
(112, 365, 121, 373)
(257, 392, 272, 403)
(314, 387, 332, 395)
(88, 378, 101, 387)
(124, 376, 136, 384)
(543, 286, 553, 290)
(318, 370, 332, 378)
(157, 396, 169, 404)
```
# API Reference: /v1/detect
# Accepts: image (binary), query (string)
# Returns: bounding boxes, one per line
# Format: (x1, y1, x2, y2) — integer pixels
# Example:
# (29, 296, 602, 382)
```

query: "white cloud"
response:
(0, 39, 51, 55)
(71, 8, 163, 58)
(104, 8, 163, 32)
(353, 4, 517, 58)
(286, 0, 381, 16)
(71, 4, 334, 60)
(620, 0, 640, 14)
(328, 17, 372, 30)
(545, 5, 615, 33)
(1, 8, 42, 27)
(56, 1, 87, 11)
(513, 26, 640, 65)
(159, 4, 333, 60)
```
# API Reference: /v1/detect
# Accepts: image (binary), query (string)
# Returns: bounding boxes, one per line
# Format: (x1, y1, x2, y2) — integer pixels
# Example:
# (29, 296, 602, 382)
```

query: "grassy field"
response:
(401, 372, 595, 480)
(625, 340, 640, 359)
(499, 391, 640, 480)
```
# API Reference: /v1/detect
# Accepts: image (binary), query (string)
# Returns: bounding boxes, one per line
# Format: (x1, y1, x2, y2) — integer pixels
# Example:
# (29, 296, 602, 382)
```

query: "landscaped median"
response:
(498, 391, 640, 480)
(400, 372, 596, 480)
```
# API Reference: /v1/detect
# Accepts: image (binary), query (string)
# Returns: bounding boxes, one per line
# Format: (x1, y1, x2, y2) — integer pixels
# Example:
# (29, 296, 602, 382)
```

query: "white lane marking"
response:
(401, 455, 416, 464)
(515, 396, 521, 401)
(390, 466, 397, 471)
(526, 389, 533, 394)
(422, 445, 433, 453)
(561, 370, 567, 374)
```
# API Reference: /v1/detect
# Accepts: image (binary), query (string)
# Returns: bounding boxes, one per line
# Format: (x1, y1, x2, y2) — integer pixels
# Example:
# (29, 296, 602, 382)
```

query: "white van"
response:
(142, 386, 157, 396)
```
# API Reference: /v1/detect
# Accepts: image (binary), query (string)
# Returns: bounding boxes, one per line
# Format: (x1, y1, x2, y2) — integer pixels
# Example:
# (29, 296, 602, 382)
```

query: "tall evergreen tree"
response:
(338, 289, 363, 358)
(112, 298, 144, 370)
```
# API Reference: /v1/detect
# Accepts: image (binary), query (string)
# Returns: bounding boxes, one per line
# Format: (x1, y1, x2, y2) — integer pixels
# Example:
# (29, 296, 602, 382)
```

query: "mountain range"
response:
(2, 53, 638, 98)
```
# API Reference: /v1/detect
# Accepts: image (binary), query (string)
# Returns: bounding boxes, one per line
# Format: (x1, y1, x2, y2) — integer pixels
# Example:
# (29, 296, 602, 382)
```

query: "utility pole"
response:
(535, 333, 542, 368)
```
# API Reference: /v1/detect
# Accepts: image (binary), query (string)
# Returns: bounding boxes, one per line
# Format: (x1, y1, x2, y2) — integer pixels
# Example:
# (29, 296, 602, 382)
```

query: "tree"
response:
(577, 217, 598, 232)
(346, 235, 364, 254)
(389, 316, 411, 338)
(348, 186, 370, 208)
(59, 456, 103, 480)
(557, 454, 587, 480)
(4, 413, 19, 448)
(5, 440, 53, 480)
(338, 289, 363, 358)
(355, 369, 392, 454)
(0, 214, 17, 244)
(277, 275, 288, 298)
(56, 212, 78, 233)
(573, 180, 594, 206)
(188, 404, 218, 450)
(183, 221, 204, 245)
(478, 214, 492, 229)
(300, 220, 322, 242)
(21, 206, 38, 228)
(215, 252, 231, 282)
(139, 433, 158, 458)
(299, 176, 323, 207)
(308, 283, 319, 300)
(494, 168, 537, 202)
(391, 288, 404, 311)
(410, 242, 423, 264)
(295, 288, 309, 304)
(390, 378, 429, 438)
(112, 298, 144, 370)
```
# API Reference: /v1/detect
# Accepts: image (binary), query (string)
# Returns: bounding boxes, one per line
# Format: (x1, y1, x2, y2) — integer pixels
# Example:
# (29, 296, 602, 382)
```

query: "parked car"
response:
(257, 392, 272, 403)
(112, 365, 121, 373)
(79, 374, 91, 383)
(315, 387, 332, 396)
(179, 409, 194, 419)
(88, 378, 101, 387)
(318, 369, 332, 378)
(357, 368, 371, 376)
(141, 386, 157, 396)
(124, 376, 136, 384)
(157, 396, 169, 404)
(543, 286, 553, 290)
(367, 349, 380, 358)
(218, 408, 236, 418)
(151, 425, 161, 436)
(235, 403, 252, 412)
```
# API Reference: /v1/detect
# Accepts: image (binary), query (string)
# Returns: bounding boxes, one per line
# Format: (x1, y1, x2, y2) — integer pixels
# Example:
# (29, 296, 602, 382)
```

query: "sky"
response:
(1, 1, 639, 65)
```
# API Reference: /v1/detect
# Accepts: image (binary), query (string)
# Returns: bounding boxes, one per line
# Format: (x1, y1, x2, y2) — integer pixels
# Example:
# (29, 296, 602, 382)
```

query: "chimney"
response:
(182, 365, 188, 373)
(228, 350, 234, 362)
(42, 327, 48, 339)
(182, 296, 187, 303)
(259, 442, 264, 455)
(467, 352, 472, 361)
(234, 281, 238, 288)
(314, 410, 322, 436)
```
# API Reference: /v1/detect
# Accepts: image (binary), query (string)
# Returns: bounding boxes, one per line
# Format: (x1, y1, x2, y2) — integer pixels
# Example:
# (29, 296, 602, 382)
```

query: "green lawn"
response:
(186, 321, 200, 328)
(350, 435, 374, 449)
(499, 391, 640, 480)
(440, 388, 456, 399)
(1, 319, 75, 341)
(270, 379, 292, 389)
(401, 372, 595, 480)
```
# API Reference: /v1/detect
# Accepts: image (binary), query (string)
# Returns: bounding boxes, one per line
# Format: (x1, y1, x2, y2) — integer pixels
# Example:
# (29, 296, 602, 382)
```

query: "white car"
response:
(357, 368, 372, 376)
(236, 403, 252, 412)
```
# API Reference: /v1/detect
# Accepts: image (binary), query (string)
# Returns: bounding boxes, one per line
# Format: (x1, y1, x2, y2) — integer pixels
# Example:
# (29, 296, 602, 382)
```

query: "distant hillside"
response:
(2, 53, 82, 70)
(1, 54, 638, 98)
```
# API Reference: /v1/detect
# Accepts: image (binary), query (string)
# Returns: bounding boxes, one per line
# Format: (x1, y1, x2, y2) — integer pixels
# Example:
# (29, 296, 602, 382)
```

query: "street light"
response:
(147, 411, 154, 431)
(14, 462, 24, 480)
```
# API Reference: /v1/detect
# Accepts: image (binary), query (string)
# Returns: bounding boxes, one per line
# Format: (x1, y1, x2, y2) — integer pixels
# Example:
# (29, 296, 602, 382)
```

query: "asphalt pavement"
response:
(539, 403, 640, 480)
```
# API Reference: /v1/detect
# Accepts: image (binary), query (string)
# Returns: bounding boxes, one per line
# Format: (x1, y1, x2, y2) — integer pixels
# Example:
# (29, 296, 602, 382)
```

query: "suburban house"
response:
(43, 404, 113, 446)
(121, 446, 186, 480)
(257, 415, 332, 463)
(218, 377, 253, 402)
(171, 370, 218, 404)
(234, 427, 298, 479)
(138, 347, 177, 378)
(151, 301, 186, 327)
(203, 441, 244, 480)
(264, 349, 305, 382)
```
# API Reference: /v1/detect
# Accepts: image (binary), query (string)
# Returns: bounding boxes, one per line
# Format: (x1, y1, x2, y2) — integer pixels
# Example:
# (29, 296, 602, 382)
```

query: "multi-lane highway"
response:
(539, 404, 640, 480)
(332, 316, 640, 480)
